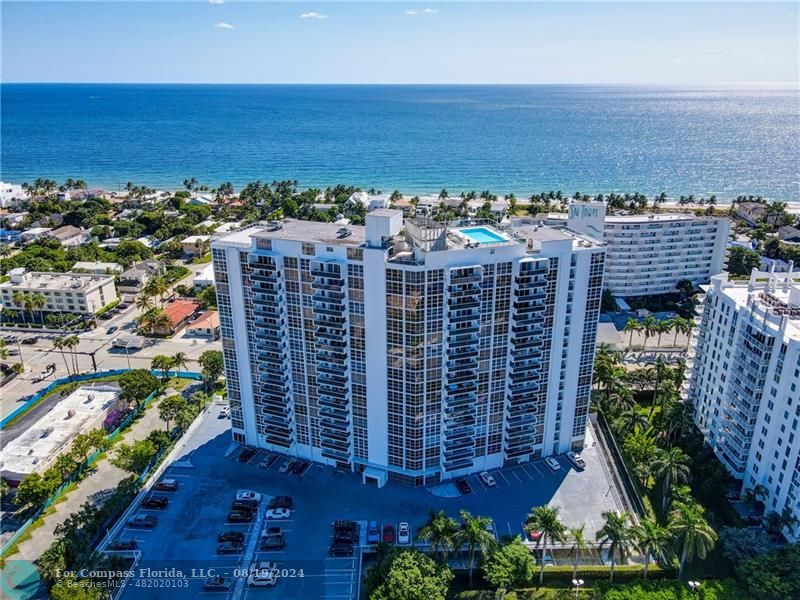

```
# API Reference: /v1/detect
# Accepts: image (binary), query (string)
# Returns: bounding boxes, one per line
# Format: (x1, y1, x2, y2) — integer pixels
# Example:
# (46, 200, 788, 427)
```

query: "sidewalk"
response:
(14, 398, 165, 562)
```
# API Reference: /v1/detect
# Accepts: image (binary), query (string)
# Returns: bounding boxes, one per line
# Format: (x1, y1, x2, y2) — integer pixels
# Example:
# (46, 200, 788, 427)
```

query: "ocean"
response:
(1, 84, 798, 200)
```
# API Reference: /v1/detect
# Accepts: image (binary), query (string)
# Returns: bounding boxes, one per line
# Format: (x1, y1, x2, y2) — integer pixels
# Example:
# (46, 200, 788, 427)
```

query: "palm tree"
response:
(525, 505, 567, 585)
(669, 502, 718, 579)
(12, 291, 28, 323)
(30, 293, 46, 325)
(418, 510, 459, 562)
(654, 319, 671, 349)
(172, 352, 188, 376)
(652, 447, 691, 514)
(632, 517, 672, 578)
(53, 336, 71, 376)
(641, 314, 657, 352)
(455, 511, 495, 586)
(619, 405, 649, 434)
(568, 525, 589, 580)
(624, 318, 641, 350)
(65, 335, 80, 374)
(596, 511, 633, 583)
(135, 292, 154, 314)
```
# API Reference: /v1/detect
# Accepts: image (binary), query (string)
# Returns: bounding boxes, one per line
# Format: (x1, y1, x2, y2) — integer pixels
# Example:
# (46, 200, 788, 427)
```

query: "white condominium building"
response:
(541, 205, 730, 297)
(685, 269, 800, 541)
(212, 211, 605, 486)
(0, 268, 118, 315)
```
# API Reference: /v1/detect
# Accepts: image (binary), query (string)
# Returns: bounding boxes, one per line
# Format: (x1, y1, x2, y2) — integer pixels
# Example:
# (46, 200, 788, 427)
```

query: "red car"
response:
(382, 524, 395, 544)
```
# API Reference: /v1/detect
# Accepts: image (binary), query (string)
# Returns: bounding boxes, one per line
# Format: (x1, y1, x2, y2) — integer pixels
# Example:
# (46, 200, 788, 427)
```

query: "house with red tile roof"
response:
(186, 310, 220, 340)
(154, 299, 202, 336)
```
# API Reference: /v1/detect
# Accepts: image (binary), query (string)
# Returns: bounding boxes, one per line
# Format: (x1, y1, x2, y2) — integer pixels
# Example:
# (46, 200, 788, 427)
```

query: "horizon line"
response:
(2, 81, 799, 87)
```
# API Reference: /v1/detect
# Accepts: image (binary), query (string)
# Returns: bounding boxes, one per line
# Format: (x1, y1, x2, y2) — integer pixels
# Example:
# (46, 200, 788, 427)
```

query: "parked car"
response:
(239, 448, 257, 463)
(21, 336, 39, 345)
(455, 478, 472, 495)
(219, 406, 230, 419)
(155, 479, 178, 492)
(545, 457, 561, 472)
(291, 460, 310, 476)
(263, 526, 282, 537)
(260, 534, 285, 550)
(265, 508, 291, 520)
(366, 521, 380, 544)
(217, 531, 245, 544)
(109, 538, 138, 550)
(216, 541, 244, 555)
(128, 514, 157, 528)
(397, 522, 410, 545)
(107, 325, 118, 335)
(268, 495, 293, 509)
(278, 460, 293, 474)
(334, 527, 359, 544)
(479, 471, 497, 487)
(247, 562, 278, 587)
(236, 490, 263, 503)
(329, 542, 354, 557)
(203, 576, 233, 591)
(227, 510, 254, 523)
(382, 524, 395, 544)
(141, 495, 169, 509)
(566, 451, 586, 470)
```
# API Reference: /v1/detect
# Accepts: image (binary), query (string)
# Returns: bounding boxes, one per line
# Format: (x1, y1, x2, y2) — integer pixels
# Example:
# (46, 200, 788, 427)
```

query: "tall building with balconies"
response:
(212, 210, 605, 486)
(685, 268, 800, 541)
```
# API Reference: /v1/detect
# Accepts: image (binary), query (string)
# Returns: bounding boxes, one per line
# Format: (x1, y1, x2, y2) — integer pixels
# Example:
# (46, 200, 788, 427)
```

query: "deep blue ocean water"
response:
(1, 84, 798, 200)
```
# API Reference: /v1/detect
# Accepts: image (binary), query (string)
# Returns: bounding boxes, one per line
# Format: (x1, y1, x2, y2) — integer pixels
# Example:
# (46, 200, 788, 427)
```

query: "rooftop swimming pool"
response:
(459, 226, 508, 244)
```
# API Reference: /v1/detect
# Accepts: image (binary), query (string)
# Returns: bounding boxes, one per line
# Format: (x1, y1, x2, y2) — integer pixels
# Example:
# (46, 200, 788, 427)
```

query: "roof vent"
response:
(337, 227, 352, 239)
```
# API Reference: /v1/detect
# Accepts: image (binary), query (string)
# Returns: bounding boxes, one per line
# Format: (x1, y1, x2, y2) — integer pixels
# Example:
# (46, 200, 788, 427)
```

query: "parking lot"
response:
(103, 406, 626, 599)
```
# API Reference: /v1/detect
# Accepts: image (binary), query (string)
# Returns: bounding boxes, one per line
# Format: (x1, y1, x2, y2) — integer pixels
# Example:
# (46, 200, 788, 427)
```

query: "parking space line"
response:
(473, 475, 489, 491)
(520, 465, 536, 480)
(530, 462, 546, 477)
(496, 470, 511, 486)
(509, 469, 522, 483)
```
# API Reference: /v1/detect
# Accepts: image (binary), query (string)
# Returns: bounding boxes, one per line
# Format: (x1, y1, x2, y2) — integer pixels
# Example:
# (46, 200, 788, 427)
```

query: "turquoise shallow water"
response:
(1, 84, 798, 199)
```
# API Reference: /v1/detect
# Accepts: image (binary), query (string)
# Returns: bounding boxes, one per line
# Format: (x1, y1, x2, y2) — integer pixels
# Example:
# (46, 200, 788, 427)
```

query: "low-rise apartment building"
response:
(685, 268, 800, 541)
(48, 225, 91, 248)
(0, 268, 118, 315)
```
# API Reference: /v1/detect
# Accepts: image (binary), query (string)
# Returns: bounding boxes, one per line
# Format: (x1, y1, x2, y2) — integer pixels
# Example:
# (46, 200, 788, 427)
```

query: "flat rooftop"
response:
(225, 220, 367, 248)
(1, 384, 119, 478)
(0, 271, 114, 291)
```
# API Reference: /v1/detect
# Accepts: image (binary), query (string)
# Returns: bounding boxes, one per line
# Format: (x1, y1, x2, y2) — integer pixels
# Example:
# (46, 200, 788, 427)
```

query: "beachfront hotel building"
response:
(684, 269, 800, 541)
(539, 208, 730, 297)
(211, 210, 605, 486)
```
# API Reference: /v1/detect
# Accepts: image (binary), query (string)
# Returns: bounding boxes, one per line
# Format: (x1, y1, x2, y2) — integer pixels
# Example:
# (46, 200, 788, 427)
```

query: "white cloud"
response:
(208, 0, 225, 4)
(406, 8, 438, 16)
(214, 22, 234, 29)
(300, 12, 328, 20)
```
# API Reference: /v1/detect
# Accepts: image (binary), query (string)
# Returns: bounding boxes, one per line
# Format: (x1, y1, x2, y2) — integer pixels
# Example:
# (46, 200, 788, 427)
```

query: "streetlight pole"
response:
(572, 578, 584, 599)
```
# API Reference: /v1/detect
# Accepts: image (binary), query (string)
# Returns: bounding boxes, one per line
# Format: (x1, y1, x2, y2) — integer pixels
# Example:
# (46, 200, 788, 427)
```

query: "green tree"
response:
(199, 349, 224, 391)
(15, 472, 52, 508)
(632, 517, 673, 578)
(568, 525, 590, 580)
(417, 509, 459, 562)
(737, 542, 800, 600)
(158, 395, 187, 431)
(455, 510, 495, 586)
(524, 505, 567, 585)
(669, 501, 718, 579)
(370, 549, 452, 600)
(482, 537, 535, 591)
(172, 351, 188, 376)
(110, 439, 157, 475)
(596, 511, 634, 583)
(118, 369, 158, 407)
(652, 447, 691, 514)
(150, 354, 174, 381)
(727, 245, 762, 276)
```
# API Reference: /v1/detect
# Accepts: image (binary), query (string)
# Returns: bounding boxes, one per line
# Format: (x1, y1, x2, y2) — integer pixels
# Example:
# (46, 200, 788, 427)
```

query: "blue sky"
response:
(2, 2, 798, 84)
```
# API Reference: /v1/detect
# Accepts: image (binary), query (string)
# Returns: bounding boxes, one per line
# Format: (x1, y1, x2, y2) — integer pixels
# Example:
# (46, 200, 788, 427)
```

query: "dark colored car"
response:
(291, 460, 310, 475)
(141, 495, 169, 509)
(329, 542, 354, 557)
(455, 478, 472, 495)
(227, 510, 254, 523)
(232, 499, 259, 512)
(239, 448, 257, 463)
(216, 541, 244, 554)
(268, 496, 293, 510)
(99, 313, 113, 320)
(260, 534, 285, 550)
(21, 337, 39, 345)
(334, 521, 360, 543)
(382, 524, 395, 544)
(128, 514, 157, 528)
(107, 325, 118, 334)
(154, 479, 178, 492)
(109, 539, 138, 550)
(218, 531, 246, 543)
(203, 576, 233, 591)
(264, 526, 282, 537)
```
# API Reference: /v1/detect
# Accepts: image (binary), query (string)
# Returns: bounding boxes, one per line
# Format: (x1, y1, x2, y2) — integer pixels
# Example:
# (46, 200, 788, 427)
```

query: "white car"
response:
(265, 508, 291, 520)
(220, 406, 230, 418)
(236, 490, 263, 503)
(545, 457, 561, 472)
(397, 522, 410, 545)
(566, 451, 586, 470)
(247, 561, 277, 587)
(479, 471, 497, 487)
